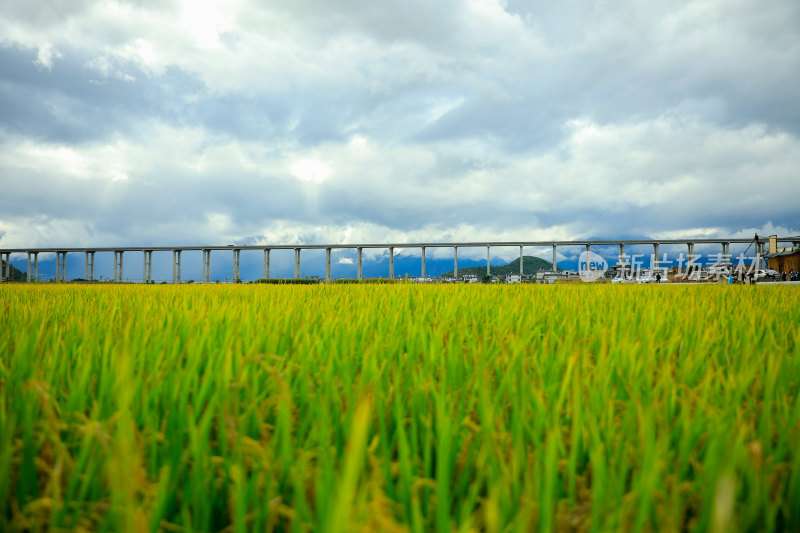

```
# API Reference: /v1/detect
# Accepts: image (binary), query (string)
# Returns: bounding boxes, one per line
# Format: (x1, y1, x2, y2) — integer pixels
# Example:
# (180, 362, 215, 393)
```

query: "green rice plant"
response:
(0, 284, 798, 532)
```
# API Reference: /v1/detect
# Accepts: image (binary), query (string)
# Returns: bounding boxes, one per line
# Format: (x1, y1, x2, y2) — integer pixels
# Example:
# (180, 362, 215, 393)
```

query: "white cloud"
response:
(290, 159, 332, 183)
(33, 43, 61, 70)
(1, 0, 799, 251)
(1, 112, 799, 250)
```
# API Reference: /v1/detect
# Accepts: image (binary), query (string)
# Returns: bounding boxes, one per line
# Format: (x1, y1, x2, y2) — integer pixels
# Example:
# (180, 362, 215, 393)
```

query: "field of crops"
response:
(1, 284, 799, 532)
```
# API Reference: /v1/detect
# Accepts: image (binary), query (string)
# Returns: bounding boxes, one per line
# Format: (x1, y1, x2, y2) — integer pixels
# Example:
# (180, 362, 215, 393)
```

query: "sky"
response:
(1, 0, 799, 277)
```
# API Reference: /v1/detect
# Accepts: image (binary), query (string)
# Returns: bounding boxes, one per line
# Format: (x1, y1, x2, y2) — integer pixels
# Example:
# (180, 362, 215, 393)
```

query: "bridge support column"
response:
(202, 250, 210, 283)
(520, 246, 524, 277)
(653, 243, 660, 269)
(619, 243, 625, 265)
(232, 249, 240, 283)
(326, 248, 331, 283)
(88, 252, 95, 281)
(1, 253, 8, 282)
(487, 246, 491, 277)
(61, 252, 67, 282)
(262, 249, 269, 280)
(552, 244, 557, 272)
(357, 247, 363, 281)
(34, 253, 39, 281)
(294, 248, 301, 279)
(389, 247, 394, 279)
(1, 253, 10, 282)
(421, 247, 426, 278)
(85, 252, 89, 281)
(454, 247, 458, 279)
(143, 251, 151, 283)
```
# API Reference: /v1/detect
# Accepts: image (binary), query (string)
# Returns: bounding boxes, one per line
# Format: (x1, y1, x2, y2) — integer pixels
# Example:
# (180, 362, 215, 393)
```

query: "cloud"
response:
(1, 0, 799, 252)
(33, 44, 62, 70)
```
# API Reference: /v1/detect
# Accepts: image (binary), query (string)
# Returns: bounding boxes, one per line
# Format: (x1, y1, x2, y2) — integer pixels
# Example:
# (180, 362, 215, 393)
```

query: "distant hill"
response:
(1, 260, 27, 282)
(439, 256, 558, 278)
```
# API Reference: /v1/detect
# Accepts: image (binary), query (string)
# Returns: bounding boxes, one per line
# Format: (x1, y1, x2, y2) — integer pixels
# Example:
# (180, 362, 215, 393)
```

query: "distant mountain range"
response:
(439, 256, 557, 278)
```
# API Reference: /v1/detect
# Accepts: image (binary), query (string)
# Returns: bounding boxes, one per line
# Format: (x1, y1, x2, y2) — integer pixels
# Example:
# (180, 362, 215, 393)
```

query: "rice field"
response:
(1, 284, 799, 532)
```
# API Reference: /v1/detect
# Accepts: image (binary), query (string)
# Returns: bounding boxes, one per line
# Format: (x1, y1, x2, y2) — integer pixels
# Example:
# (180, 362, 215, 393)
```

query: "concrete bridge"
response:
(2, 236, 798, 283)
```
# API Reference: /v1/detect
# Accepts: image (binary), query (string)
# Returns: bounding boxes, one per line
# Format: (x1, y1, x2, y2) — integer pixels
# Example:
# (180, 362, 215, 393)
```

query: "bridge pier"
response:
(653, 243, 660, 269)
(0, 252, 8, 282)
(487, 246, 490, 276)
(84, 251, 96, 281)
(143, 251, 152, 283)
(357, 247, 363, 280)
(326, 248, 331, 283)
(519, 246, 523, 276)
(687, 242, 696, 272)
(421, 246, 426, 278)
(552, 244, 557, 272)
(232, 249, 240, 283)
(454, 247, 458, 279)
(389, 247, 394, 279)
(60, 252, 68, 281)
(172, 250, 182, 283)
(113, 251, 125, 282)
(201, 250, 210, 283)
(264, 249, 270, 279)
(294, 248, 301, 279)
(1, 252, 9, 282)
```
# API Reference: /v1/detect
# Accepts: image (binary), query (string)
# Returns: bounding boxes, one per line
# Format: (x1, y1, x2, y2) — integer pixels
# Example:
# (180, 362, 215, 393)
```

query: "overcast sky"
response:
(1, 0, 799, 264)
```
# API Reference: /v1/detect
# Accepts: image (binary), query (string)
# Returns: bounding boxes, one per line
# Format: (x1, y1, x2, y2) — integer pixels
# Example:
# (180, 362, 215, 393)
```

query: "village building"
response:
(766, 235, 800, 275)
(501, 273, 533, 284)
